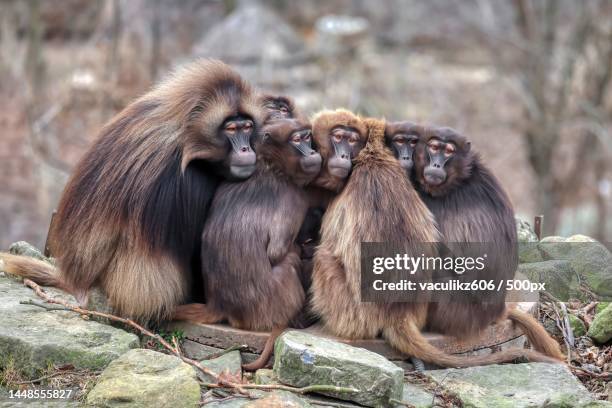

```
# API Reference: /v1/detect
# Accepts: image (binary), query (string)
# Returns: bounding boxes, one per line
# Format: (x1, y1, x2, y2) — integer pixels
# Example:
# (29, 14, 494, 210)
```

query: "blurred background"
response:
(0, 0, 611, 250)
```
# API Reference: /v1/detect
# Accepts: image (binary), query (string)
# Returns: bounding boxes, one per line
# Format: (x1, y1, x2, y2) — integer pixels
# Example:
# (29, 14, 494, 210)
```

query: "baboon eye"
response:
(409, 139, 417, 147)
(291, 134, 301, 143)
(280, 105, 288, 113)
(243, 121, 253, 130)
(445, 144, 456, 156)
(303, 132, 311, 142)
(332, 132, 343, 143)
(348, 134, 359, 145)
(395, 138, 405, 146)
(428, 142, 440, 153)
(225, 123, 237, 133)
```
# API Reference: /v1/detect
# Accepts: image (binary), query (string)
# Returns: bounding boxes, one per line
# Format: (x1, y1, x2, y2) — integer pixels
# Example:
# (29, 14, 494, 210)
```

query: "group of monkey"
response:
(2, 59, 565, 371)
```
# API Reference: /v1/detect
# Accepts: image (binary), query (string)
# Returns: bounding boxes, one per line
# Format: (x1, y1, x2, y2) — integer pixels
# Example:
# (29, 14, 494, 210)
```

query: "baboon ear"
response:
(262, 132, 271, 142)
(464, 141, 471, 153)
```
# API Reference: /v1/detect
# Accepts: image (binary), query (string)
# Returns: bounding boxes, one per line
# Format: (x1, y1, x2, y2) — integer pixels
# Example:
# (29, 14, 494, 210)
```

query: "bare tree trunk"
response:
(150, 0, 161, 81)
(102, 0, 121, 116)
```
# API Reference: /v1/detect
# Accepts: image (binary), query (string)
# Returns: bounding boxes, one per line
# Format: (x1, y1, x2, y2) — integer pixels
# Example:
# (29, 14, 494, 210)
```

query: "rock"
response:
(568, 314, 587, 337)
(198, 350, 242, 383)
(0, 275, 138, 377)
(254, 368, 276, 385)
(538, 235, 612, 298)
(181, 339, 223, 360)
(314, 15, 370, 57)
(515, 218, 539, 243)
(8, 241, 52, 263)
(192, 4, 307, 65)
(426, 363, 599, 407)
(518, 260, 577, 300)
(596, 302, 610, 315)
(86, 349, 200, 408)
(273, 330, 403, 407)
(402, 382, 434, 408)
(245, 391, 313, 407)
(588, 303, 612, 343)
(518, 242, 545, 264)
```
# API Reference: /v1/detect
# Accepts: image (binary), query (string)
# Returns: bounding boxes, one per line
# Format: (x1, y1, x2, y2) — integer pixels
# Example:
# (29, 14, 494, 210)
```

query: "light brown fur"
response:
(311, 114, 563, 367)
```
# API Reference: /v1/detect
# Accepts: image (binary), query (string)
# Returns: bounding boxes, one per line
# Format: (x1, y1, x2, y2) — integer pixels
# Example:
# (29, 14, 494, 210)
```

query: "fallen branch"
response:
(21, 279, 361, 400)
(21, 279, 245, 394)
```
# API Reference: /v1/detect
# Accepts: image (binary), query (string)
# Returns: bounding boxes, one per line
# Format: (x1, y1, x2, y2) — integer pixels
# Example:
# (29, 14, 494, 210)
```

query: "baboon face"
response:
(385, 121, 420, 172)
(326, 126, 365, 179)
(414, 126, 471, 192)
(220, 115, 257, 179)
(262, 95, 295, 121)
(260, 118, 322, 184)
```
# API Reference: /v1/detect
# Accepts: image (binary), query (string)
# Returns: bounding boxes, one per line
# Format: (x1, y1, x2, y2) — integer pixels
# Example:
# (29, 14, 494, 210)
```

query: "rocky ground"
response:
(0, 220, 610, 407)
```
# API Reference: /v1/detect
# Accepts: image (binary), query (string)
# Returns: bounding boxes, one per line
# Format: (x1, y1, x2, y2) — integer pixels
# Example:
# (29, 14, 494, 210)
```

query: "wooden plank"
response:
(167, 302, 537, 360)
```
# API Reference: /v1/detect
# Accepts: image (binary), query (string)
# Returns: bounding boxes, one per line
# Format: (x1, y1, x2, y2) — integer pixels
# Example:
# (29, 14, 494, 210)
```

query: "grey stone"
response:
(518, 260, 577, 300)
(273, 330, 403, 407)
(518, 242, 545, 264)
(181, 339, 223, 360)
(568, 314, 587, 337)
(426, 363, 598, 408)
(86, 349, 200, 408)
(254, 368, 275, 385)
(198, 350, 242, 383)
(596, 302, 610, 314)
(0, 275, 138, 378)
(401, 382, 434, 408)
(588, 303, 612, 344)
(192, 4, 307, 65)
(535, 235, 612, 298)
(8, 241, 51, 263)
(515, 218, 539, 243)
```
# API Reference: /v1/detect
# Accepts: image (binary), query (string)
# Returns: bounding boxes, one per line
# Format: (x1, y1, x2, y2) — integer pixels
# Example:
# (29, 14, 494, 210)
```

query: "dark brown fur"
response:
(173, 118, 320, 369)
(312, 115, 563, 367)
(1, 59, 265, 322)
(411, 126, 564, 360)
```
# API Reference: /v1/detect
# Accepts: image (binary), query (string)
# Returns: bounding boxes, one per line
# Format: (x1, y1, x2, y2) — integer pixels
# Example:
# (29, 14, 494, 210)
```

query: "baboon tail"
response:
(507, 308, 565, 361)
(383, 317, 563, 368)
(242, 327, 284, 372)
(0, 253, 66, 289)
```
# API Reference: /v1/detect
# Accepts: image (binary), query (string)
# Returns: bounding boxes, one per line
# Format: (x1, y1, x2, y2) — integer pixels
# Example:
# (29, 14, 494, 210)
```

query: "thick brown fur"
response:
(312, 116, 563, 367)
(411, 126, 564, 361)
(1, 59, 265, 322)
(173, 118, 320, 370)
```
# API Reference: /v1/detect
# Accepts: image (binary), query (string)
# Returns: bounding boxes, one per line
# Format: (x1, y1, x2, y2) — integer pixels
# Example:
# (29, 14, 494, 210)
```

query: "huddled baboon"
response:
(411, 125, 564, 360)
(260, 94, 297, 122)
(384, 121, 421, 172)
(1, 59, 265, 322)
(173, 117, 321, 370)
(312, 115, 563, 367)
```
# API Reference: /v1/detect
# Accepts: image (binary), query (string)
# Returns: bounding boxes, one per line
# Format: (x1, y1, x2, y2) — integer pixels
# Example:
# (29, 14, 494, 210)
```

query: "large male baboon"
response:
(1, 59, 265, 322)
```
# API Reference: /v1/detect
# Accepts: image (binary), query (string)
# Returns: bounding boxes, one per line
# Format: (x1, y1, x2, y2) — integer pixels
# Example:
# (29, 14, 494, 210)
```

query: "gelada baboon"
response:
(1, 59, 265, 322)
(296, 109, 371, 304)
(312, 115, 562, 367)
(260, 94, 297, 122)
(411, 125, 564, 360)
(173, 117, 322, 370)
(384, 121, 421, 171)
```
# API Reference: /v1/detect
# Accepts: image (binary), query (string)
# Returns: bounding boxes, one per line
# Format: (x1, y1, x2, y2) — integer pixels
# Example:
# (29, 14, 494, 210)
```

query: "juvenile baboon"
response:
(1, 59, 264, 322)
(312, 115, 563, 367)
(172, 118, 322, 370)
